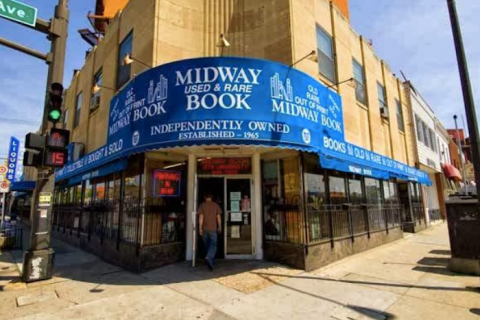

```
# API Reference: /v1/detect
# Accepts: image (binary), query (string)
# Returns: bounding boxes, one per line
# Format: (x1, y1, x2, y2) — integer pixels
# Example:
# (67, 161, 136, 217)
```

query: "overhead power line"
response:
(0, 117, 40, 126)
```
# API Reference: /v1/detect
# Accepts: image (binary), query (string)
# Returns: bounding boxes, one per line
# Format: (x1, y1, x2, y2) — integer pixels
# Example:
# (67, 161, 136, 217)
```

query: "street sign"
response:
(0, 165, 6, 175)
(0, 0, 37, 27)
(0, 180, 10, 193)
(39, 192, 52, 207)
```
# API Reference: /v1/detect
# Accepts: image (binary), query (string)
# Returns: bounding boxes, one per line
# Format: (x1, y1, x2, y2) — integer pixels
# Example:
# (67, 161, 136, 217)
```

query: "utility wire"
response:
(0, 117, 40, 126)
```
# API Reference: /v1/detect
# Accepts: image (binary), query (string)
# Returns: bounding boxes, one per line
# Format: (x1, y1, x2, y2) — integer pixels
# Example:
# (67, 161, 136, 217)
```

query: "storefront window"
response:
(383, 182, 398, 204)
(75, 184, 83, 206)
(384, 181, 400, 227)
(143, 157, 187, 245)
(304, 154, 329, 242)
(365, 178, 382, 204)
(94, 179, 106, 202)
(262, 156, 303, 244)
(105, 173, 122, 240)
(329, 175, 346, 205)
(348, 177, 363, 204)
(84, 180, 93, 206)
(365, 178, 384, 231)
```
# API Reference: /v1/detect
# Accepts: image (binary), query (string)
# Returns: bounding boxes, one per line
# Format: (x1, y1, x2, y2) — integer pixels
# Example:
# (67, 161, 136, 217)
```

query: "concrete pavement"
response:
(0, 223, 479, 319)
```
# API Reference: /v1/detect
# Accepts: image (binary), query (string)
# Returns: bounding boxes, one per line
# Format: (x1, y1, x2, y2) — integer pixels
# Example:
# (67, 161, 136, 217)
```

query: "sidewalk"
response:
(0, 223, 479, 320)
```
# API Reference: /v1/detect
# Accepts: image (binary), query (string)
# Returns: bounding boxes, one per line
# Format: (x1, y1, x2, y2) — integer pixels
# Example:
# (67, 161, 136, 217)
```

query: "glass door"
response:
(225, 178, 253, 257)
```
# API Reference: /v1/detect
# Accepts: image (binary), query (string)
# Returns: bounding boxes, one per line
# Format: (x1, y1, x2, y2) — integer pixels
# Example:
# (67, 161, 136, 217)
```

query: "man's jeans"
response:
(203, 230, 218, 265)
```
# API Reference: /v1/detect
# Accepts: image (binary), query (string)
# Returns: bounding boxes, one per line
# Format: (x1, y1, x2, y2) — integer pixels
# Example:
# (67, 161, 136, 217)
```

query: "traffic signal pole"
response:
(0, 0, 69, 282)
(20, 0, 69, 282)
(446, 0, 480, 200)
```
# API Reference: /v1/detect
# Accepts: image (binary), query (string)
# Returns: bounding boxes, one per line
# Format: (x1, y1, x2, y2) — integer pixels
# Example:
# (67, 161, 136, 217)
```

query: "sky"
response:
(0, 0, 478, 160)
(349, 0, 480, 135)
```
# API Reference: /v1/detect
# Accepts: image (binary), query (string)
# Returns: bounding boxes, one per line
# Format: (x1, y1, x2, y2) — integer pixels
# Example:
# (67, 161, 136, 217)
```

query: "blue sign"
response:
(6, 136, 20, 182)
(320, 141, 431, 185)
(106, 57, 343, 157)
(55, 57, 430, 185)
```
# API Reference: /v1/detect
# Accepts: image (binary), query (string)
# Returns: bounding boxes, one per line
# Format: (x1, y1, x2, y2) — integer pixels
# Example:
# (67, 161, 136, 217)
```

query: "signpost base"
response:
(21, 248, 55, 283)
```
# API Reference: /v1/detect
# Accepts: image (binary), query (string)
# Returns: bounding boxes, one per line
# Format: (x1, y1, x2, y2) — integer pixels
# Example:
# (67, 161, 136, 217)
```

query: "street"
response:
(0, 223, 479, 320)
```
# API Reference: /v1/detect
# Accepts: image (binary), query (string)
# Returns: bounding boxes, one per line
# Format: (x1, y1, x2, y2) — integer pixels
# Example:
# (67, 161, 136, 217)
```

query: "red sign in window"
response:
(153, 170, 181, 197)
(198, 158, 251, 175)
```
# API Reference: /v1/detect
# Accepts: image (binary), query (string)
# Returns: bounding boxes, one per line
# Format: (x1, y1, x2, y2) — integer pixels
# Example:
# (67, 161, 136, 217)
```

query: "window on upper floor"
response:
(415, 115, 423, 143)
(316, 26, 336, 83)
(429, 129, 437, 152)
(423, 121, 430, 148)
(116, 31, 133, 89)
(396, 99, 404, 131)
(352, 59, 366, 105)
(377, 82, 387, 111)
(74, 92, 82, 128)
(91, 68, 102, 111)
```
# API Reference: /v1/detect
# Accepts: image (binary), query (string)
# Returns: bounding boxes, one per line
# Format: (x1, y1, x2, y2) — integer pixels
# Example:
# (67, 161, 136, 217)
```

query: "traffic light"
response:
(48, 82, 64, 123)
(23, 129, 70, 168)
(43, 128, 70, 168)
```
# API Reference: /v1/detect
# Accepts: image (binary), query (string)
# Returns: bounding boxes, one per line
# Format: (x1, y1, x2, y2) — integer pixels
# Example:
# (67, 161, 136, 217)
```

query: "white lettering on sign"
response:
(186, 93, 251, 111)
(271, 100, 319, 122)
(323, 136, 346, 153)
(175, 67, 262, 86)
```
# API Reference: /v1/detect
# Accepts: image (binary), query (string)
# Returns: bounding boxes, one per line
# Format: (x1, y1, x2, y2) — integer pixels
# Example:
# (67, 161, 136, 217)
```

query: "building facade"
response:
(49, 0, 431, 271)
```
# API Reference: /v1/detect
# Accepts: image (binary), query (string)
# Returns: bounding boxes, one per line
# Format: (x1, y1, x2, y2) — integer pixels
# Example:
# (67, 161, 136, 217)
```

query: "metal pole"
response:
(1, 193, 5, 228)
(447, 0, 480, 199)
(453, 115, 468, 193)
(0, 36, 48, 61)
(22, 0, 69, 283)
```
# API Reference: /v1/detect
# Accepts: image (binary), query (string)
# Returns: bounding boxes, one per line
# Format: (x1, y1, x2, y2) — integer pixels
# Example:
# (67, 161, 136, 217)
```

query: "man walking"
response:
(199, 193, 222, 270)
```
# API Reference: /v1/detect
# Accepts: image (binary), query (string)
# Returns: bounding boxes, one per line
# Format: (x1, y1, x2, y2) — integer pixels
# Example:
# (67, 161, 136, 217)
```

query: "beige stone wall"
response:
(63, 0, 155, 154)
(290, 0, 414, 164)
(62, 0, 415, 166)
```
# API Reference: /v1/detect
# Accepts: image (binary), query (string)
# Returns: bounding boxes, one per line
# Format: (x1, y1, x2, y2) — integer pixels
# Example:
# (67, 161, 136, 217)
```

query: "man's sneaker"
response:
(206, 259, 214, 271)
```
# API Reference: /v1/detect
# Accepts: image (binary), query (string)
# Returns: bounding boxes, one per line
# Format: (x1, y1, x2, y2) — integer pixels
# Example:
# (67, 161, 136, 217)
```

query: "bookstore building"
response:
(52, 57, 431, 271)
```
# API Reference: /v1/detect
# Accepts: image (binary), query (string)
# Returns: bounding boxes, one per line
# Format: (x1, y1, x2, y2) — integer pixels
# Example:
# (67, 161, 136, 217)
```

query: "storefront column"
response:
(253, 152, 263, 260)
(186, 153, 196, 261)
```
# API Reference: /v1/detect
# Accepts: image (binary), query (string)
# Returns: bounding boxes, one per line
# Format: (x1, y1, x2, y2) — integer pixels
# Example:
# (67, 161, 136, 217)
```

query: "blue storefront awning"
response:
(66, 159, 128, 185)
(319, 153, 391, 180)
(319, 142, 432, 186)
(10, 181, 36, 191)
(54, 57, 431, 186)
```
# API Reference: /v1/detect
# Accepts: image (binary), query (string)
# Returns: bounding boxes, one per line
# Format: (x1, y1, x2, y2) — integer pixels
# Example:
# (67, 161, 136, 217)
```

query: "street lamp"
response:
(92, 84, 115, 94)
(327, 77, 356, 89)
(289, 50, 318, 68)
(122, 53, 151, 68)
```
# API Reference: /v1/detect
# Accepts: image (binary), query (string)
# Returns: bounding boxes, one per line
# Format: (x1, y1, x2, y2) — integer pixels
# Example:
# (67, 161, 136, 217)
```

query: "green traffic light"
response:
(49, 110, 61, 121)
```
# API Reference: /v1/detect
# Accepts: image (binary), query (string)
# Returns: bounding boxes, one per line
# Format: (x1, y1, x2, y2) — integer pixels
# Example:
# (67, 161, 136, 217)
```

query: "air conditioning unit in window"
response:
(90, 95, 100, 110)
(380, 107, 389, 119)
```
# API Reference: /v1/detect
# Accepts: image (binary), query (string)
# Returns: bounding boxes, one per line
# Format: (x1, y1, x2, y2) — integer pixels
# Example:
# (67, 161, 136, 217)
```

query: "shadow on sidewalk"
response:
(250, 272, 480, 293)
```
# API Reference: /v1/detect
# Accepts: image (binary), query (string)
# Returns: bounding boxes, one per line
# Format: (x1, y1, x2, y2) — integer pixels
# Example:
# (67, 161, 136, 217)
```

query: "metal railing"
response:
(0, 226, 23, 250)
(412, 203, 426, 224)
(52, 199, 186, 249)
(264, 199, 305, 245)
(428, 209, 444, 223)
(304, 203, 403, 244)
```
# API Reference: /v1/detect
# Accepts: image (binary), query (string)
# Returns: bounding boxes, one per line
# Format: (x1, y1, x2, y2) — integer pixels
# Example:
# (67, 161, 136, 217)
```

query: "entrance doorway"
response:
(197, 177, 253, 259)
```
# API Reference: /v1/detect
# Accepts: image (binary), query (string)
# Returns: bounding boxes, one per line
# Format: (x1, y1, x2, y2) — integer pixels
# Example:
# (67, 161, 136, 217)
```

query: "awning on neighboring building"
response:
(10, 181, 36, 191)
(442, 163, 462, 181)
